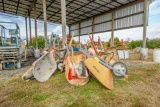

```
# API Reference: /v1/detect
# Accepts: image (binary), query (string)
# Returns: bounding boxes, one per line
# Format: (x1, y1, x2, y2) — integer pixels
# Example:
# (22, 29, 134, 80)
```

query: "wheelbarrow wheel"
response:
(112, 62, 128, 77)
(57, 60, 63, 71)
(78, 61, 86, 76)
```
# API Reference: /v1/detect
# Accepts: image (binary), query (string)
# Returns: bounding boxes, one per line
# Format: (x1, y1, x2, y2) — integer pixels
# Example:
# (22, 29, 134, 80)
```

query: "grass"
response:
(0, 62, 160, 107)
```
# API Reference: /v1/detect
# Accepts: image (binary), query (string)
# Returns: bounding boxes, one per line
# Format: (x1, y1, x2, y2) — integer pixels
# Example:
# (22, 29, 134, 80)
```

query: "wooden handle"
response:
(22, 66, 33, 78)
(88, 34, 98, 55)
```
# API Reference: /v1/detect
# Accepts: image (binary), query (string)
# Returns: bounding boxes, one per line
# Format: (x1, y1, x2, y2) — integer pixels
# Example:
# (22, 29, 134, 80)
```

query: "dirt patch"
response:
(0, 57, 37, 79)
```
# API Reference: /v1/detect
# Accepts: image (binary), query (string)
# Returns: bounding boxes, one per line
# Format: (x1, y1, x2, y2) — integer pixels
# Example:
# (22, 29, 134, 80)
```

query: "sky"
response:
(0, 0, 159, 42)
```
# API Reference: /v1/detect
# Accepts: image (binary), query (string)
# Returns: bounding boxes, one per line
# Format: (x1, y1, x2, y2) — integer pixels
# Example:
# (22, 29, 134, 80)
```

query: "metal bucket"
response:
(153, 49, 160, 62)
(141, 48, 148, 59)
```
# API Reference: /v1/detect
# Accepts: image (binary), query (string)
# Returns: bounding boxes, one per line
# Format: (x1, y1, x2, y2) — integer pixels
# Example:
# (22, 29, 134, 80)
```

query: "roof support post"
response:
(110, 11, 115, 47)
(78, 23, 80, 42)
(2, 0, 5, 12)
(69, 26, 71, 36)
(29, 14, 32, 46)
(142, 0, 148, 48)
(43, 0, 48, 48)
(91, 17, 94, 40)
(34, 0, 38, 49)
(61, 0, 66, 48)
(25, 17, 28, 47)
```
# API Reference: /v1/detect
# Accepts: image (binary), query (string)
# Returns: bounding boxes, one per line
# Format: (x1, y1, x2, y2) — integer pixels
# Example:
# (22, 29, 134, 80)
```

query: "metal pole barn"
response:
(43, 0, 48, 48)
(61, 0, 66, 48)
(143, 0, 148, 48)
(25, 17, 28, 47)
(34, 0, 38, 49)
(29, 14, 32, 46)
(110, 11, 115, 47)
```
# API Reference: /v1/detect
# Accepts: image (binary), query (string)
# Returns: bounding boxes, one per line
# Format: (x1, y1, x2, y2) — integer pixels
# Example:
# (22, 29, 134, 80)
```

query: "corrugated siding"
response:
(70, 24, 78, 30)
(71, 29, 79, 36)
(94, 22, 112, 33)
(70, 24, 79, 36)
(80, 27, 91, 35)
(80, 19, 92, 28)
(114, 13, 143, 29)
(94, 13, 112, 24)
(115, 2, 143, 18)
(69, 1, 154, 35)
(114, 2, 144, 29)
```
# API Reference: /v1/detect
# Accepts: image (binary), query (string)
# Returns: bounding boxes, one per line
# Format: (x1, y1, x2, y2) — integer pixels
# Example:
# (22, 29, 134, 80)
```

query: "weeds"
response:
(0, 62, 160, 107)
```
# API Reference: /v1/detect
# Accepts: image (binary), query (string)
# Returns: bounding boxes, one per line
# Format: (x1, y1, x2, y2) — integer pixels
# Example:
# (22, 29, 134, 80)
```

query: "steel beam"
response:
(26, 0, 37, 17)
(29, 14, 32, 46)
(91, 17, 94, 40)
(110, 11, 115, 47)
(25, 17, 28, 47)
(37, 0, 55, 19)
(78, 23, 80, 42)
(43, 0, 48, 48)
(16, 0, 20, 14)
(69, 26, 71, 36)
(143, 0, 147, 48)
(61, 0, 66, 47)
(70, 0, 144, 26)
(2, 0, 5, 12)
(34, 0, 38, 49)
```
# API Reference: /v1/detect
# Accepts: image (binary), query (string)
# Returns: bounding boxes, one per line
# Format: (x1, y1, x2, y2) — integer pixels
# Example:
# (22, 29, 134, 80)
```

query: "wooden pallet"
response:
(0, 48, 20, 61)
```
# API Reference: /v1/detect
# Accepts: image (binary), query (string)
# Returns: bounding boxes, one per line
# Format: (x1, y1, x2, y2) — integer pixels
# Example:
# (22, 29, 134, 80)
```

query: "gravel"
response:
(0, 57, 37, 79)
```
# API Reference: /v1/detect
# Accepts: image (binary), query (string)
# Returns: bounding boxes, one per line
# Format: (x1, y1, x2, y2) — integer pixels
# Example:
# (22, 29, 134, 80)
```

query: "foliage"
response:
(128, 39, 160, 49)
(106, 37, 120, 47)
(30, 36, 45, 49)
(72, 39, 75, 44)
(128, 40, 142, 50)
(146, 39, 160, 49)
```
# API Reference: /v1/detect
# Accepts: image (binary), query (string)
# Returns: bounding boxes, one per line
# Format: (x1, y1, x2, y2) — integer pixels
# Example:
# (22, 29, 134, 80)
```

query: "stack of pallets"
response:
(0, 48, 20, 70)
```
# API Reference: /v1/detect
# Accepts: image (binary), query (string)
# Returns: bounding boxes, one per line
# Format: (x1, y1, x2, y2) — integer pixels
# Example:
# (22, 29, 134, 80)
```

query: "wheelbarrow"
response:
(22, 52, 57, 82)
(87, 34, 119, 64)
(79, 47, 128, 90)
(64, 44, 89, 86)
(49, 46, 66, 71)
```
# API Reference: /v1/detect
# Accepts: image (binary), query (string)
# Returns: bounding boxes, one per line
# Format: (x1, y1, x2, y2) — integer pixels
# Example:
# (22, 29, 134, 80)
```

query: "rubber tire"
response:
(57, 60, 63, 71)
(112, 61, 128, 77)
(78, 61, 86, 76)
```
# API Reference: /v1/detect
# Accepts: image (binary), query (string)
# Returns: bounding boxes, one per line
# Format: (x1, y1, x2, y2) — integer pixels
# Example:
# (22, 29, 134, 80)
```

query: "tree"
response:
(106, 37, 120, 47)
(30, 36, 45, 49)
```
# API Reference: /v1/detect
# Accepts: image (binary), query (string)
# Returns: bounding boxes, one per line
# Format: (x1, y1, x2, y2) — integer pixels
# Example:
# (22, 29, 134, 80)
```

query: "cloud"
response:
(149, 0, 160, 15)
(147, 26, 160, 39)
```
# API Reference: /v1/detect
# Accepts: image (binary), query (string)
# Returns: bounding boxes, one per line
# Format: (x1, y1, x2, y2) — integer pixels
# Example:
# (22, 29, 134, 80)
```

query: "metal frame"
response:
(0, 0, 153, 48)
(0, 0, 137, 25)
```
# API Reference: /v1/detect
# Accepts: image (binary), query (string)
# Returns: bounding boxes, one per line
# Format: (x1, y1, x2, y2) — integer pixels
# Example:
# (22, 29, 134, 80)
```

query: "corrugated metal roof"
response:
(0, 0, 138, 25)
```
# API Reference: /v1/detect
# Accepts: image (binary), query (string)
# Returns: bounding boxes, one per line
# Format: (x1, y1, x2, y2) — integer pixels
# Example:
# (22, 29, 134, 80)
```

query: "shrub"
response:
(128, 39, 160, 49)
(29, 36, 45, 49)
(128, 40, 142, 50)
(147, 39, 160, 49)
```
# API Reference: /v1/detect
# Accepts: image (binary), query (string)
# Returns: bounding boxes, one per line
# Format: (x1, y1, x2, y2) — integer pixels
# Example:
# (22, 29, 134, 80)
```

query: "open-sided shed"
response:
(0, 0, 154, 48)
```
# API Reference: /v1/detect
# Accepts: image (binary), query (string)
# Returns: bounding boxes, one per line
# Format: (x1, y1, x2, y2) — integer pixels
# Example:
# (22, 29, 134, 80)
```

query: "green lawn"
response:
(0, 62, 160, 107)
